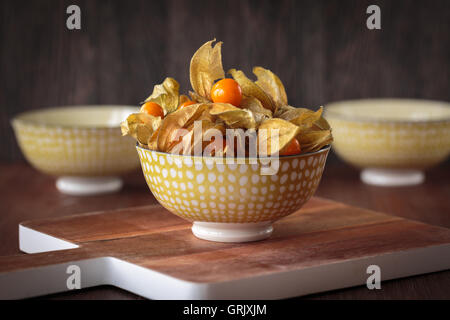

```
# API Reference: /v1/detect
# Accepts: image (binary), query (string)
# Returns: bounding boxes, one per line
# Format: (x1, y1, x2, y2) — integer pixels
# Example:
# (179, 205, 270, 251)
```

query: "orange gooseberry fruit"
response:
(280, 138, 301, 156)
(210, 78, 242, 107)
(140, 101, 164, 118)
(178, 100, 196, 109)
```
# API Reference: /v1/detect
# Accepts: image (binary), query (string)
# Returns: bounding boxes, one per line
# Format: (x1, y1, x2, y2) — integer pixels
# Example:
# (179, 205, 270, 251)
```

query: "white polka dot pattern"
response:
(12, 121, 140, 176)
(328, 118, 450, 169)
(137, 146, 330, 223)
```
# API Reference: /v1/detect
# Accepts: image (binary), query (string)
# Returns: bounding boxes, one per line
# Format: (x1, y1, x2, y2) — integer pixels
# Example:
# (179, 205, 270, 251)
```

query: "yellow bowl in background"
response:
(325, 99, 450, 186)
(12, 106, 140, 195)
(137, 146, 330, 242)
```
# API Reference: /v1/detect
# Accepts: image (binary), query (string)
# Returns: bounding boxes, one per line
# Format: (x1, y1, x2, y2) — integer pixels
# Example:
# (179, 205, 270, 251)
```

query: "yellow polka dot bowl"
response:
(325, 99, 450, 186)
(12, 106, 140, 195)
(137, 145, 330, 242)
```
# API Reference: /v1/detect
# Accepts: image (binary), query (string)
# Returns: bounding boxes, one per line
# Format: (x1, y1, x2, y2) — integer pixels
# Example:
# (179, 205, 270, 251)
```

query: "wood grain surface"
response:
(1, 197, 449, 289)
(0, 162, 449, 299)
(1, 0, 449, 162)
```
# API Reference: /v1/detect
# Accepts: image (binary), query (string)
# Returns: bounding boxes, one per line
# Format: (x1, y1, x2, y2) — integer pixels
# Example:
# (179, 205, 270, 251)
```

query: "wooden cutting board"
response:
(0, 197, 449, 299)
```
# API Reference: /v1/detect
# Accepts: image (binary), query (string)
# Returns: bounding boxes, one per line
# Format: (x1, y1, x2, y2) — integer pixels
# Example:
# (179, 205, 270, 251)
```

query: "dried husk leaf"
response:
(167, 129, 194, 155)
(135, 124, 152, 145)
(273, 104, 295, 118)
(209, 103, 257, 129)
(240, 95, 272, 126)
(277, 106, 316, 121)
(157, 103, 210, 152)
(278, 106, 333, 151)
(257, 118, 300, 155)
(192, 119, 226, 155)
(297, 129, 333, 153)
(121, 113, 162, 146)
(253, 67, 288, 109)
(148, 127, 160, 150)
(189, 91, 210, 103)
(180, 109, 219, 154)
(228, 69, 276, 112)
(179, 94, 191, 106)
(277, 106, 325, 130)
(190, 40, 225, 100)
(169, 118, 226, 156)
(195, 107, 215, 123)
(289, 107, 323, 129)
(312, 116, 331, 130)
(144, 77, 180, 114)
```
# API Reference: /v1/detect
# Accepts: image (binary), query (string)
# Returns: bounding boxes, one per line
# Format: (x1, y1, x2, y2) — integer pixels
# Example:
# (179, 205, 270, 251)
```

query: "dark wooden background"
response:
(1, 0, 449, 162)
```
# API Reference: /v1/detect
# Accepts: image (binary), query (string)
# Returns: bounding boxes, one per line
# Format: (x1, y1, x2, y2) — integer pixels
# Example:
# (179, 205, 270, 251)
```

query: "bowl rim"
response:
(136, 143, 331, 160)
(324, 98, 450, 124)
(11, 105, 139, 130)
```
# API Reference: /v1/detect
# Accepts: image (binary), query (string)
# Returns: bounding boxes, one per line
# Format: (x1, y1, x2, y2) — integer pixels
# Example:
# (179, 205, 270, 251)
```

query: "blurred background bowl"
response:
(325, 99, 450, 186)
(137, 146, 330, 242)
(12, 105, 140, 195)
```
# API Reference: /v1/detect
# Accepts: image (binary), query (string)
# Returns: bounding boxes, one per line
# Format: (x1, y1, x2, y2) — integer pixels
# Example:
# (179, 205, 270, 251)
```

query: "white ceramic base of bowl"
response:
(361, 168, 425, 187)
(192, 221, 274, 243)
(56, 176, 123, 196)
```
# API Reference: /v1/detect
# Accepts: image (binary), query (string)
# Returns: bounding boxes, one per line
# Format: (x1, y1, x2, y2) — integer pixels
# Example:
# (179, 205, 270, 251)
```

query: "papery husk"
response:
(144, 77, 180, 114)
(253, 66, 288, 109)
(135, 125, 152, 145)
(121, 113, 162, 146)
(192, 120, 226, 155)
(290, 107, 323, 129)
(257, 118, 300, 155)
(273, 104, 296, 118)
(189, 90, 210, 103)
(297, 129, 333, 153)
(179, 94, 191, 106)
(277, 106, 327, 130)
(228, 69, 276, 112)
(278, 106, 333, 151)
(167, 129, 194, 155)
(169, 118, 226, 156)
(312, 116, 331, 130)
(277, 106, 318, 121)
(240, 95, 272, 126)
(190, 40, 225, 100)
(209, 103, 257, 129)
(156, 103, 210, 152)
(148, 127, 160, 150)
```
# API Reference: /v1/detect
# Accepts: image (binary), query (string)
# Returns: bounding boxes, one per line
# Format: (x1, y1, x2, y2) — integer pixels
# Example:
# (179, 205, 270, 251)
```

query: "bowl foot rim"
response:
(56, 176, 123, 196)
(192, 221, 273, 243)
(360, 168, 425, 187)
